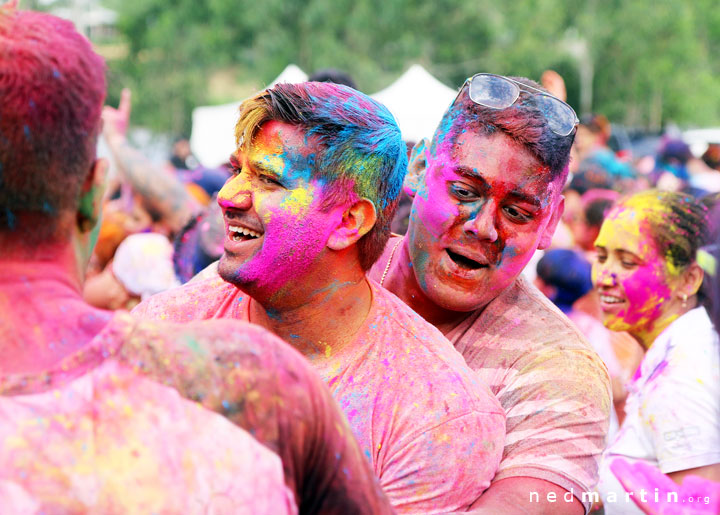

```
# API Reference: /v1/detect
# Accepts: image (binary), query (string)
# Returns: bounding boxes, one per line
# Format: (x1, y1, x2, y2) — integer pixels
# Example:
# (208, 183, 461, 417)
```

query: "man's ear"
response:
(537, 194, 565, 250)
(404, 138, 430, 199)
(76, 158, 108, 233)
(327, 198, 377, 251)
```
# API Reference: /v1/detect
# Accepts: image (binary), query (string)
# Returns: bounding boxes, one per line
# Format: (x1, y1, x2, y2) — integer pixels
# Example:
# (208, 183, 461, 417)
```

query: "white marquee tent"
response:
(190, 64, 457, 167)
(190, 64, 308, 168)
(370, 64, 458, 143)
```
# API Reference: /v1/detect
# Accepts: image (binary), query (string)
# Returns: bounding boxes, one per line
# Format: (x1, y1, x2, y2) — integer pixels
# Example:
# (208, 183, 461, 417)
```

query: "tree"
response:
(103, 0, 720, 135)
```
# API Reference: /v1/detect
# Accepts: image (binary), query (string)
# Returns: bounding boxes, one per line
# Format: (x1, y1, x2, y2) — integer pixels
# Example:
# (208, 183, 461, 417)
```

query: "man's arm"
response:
(469, 297, 612, 514)
(102, 89, 199, 233)
(467, 477, 584, 515)
(479, 347, 610, 515)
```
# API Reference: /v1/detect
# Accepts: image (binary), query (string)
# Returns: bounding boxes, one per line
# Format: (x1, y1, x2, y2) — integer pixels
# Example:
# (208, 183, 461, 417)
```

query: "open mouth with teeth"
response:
(599, 294, 624, 305)
(446, 249, 488, 270)
(228, 225, 262, 242)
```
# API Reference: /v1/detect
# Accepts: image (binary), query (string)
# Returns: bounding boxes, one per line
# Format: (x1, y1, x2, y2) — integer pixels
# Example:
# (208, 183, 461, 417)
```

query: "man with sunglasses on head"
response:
(369, 74, 611, 514)
(135, 81, 506, 513)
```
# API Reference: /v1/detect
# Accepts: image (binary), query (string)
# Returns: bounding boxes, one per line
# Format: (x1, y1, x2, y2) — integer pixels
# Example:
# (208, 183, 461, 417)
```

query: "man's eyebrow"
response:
(452, 166, 485, 182)
(451, 166, 543, 206)
(248, 158, 281, 178)
(507, 190, 542, 207)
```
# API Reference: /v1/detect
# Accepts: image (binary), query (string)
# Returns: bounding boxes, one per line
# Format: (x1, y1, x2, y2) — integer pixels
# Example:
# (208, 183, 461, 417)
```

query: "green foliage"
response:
(103, 0, 720, 135)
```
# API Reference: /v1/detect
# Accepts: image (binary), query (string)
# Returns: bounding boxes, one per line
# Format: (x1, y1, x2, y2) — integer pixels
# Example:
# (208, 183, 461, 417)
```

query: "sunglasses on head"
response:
(454, 73, 579, 137)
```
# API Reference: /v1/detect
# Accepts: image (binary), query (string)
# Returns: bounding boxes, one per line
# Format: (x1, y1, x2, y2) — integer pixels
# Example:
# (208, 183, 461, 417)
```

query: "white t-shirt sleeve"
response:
(642, 322, 720, 474)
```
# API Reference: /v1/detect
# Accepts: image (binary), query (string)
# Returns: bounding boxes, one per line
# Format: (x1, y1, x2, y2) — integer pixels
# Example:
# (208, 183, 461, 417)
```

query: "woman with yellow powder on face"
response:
(592, 190, 719, 513)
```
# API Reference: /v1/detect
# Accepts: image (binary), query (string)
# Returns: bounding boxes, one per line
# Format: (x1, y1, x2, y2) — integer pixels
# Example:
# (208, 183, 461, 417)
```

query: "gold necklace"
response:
(380, 238, 402, 287)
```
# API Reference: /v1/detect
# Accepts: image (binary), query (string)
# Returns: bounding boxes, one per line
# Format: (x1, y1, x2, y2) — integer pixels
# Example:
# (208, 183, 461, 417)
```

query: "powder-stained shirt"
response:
(597, 307, 720, 514)
(443, 276, 611, 512)
(0, 312, 391, 514)
(134, 276, 506, 513)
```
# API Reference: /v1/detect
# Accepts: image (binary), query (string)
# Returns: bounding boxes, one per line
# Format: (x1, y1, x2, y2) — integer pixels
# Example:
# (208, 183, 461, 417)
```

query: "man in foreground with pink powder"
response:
(368, 74, 612, 513)
(134, 82, 506, 512)
(0, 4, 393, 512)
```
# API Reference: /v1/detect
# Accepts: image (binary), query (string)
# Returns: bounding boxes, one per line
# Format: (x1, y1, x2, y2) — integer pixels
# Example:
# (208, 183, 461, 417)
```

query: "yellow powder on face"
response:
(600, 193, 683, 277)
(217, 174, 249, 205)
(594, 208, 652, 267)
(279, 185, 316, 216)
(620, 193, 684, 276)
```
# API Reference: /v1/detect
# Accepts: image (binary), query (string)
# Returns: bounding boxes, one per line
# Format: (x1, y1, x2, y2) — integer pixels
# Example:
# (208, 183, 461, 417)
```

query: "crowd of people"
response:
(1, 3, 718, 514)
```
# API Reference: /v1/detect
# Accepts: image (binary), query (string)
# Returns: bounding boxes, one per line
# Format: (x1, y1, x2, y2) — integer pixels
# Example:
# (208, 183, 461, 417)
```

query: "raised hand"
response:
(102, 88, 132, 145)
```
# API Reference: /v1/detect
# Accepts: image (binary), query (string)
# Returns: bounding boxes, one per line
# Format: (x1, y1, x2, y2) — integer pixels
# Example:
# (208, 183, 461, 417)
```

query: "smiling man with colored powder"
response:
(0, 4, 395, 512)
(367, 74, 612, 514)
(134, 82, 506, 512)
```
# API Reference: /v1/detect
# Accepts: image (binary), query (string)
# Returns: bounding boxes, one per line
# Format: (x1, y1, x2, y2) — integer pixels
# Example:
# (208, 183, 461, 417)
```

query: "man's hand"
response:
(541, 70, 567, 102)
(102, 88, 131, 146)
(611, 459, 720, 515)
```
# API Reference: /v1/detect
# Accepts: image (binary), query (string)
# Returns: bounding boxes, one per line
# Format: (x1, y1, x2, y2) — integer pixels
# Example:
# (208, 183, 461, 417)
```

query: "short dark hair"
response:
(585, 198, 615, 228)
(235, 82, 407, 270)
(582, 190, 619, 229)
(307, 68, 357, 90)
(433, 76, 575, 181)
(0, 5, 106, 243)
(537, 249, 593, 312)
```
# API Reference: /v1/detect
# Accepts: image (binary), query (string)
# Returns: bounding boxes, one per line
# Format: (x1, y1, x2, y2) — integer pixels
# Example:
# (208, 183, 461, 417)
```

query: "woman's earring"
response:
(680, 293, 688, 308)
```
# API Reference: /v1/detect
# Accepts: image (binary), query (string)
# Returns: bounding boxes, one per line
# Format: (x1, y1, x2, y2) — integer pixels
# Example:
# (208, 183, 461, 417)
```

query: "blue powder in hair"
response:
(4, 208, 16, 230)
(41, 201, 55, 214)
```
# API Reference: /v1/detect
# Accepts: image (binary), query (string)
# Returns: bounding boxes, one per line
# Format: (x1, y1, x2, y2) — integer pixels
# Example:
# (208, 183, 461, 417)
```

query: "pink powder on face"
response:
(228, 184, 342, 294)
(406, 130, 562, 312)
(592, 206, 677, 338)
(614, 256, 671, 327)
(218, 121, 348, 299)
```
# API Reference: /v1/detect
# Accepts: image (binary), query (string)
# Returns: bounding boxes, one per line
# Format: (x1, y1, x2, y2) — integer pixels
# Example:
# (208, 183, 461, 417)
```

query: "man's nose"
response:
(217, 173, 252, 211)
(463, 202, 499, 242)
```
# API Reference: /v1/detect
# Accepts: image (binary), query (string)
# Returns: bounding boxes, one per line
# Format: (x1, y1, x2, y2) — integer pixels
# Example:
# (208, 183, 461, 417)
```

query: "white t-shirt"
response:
(597, 307, 720, 514)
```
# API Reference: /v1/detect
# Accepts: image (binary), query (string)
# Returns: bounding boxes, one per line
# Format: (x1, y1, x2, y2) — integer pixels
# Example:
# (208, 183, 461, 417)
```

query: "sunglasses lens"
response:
(534, 95, 577, 136)
(468, 75, 518, 109)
